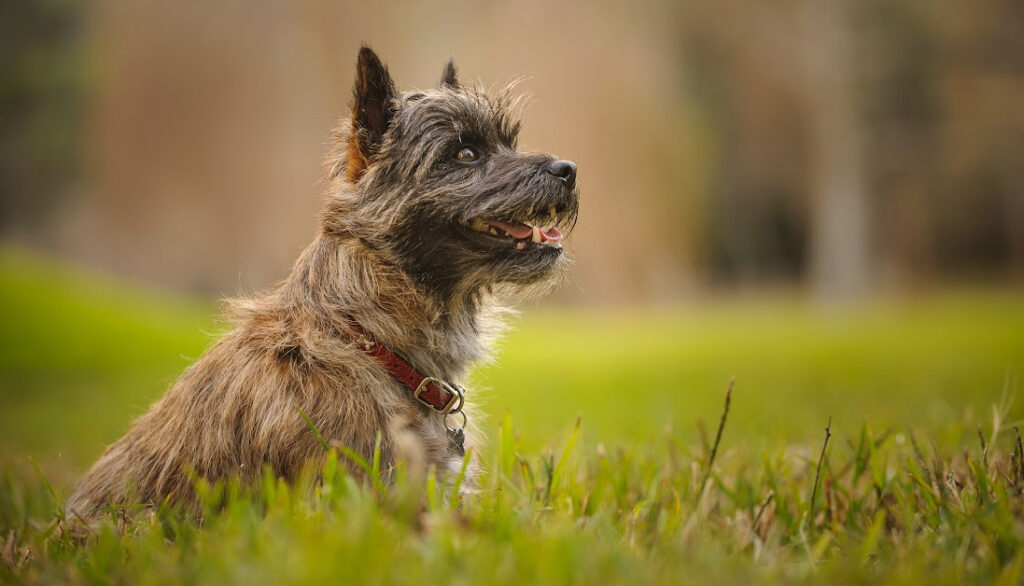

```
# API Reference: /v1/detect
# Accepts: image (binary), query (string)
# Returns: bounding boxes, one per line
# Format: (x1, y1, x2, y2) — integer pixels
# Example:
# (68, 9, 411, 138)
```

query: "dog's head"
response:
(324, 47, 579, 300)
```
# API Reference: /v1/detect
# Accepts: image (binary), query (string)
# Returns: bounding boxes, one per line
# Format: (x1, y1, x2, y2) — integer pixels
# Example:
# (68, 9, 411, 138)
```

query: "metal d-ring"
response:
(444, 409, 467, 432)
(444, 384, 465, 415)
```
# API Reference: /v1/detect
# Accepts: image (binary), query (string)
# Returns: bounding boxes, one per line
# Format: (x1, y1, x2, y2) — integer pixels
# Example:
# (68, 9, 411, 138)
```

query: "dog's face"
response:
(335, 48, 579, 299)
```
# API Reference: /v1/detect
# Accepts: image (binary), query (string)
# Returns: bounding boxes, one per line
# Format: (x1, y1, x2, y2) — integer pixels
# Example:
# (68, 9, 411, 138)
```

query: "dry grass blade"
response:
(696, 377, 734, 503)
(1015, 426, 1024, 485)
(809, 416, 832, 530)
(753, 491, 774, 528)
(977, 426, 988, 469)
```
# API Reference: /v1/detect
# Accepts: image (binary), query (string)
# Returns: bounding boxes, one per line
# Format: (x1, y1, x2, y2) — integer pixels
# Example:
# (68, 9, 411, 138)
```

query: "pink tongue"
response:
(541, 228, 563, 243)
(483, 220, 533, 239)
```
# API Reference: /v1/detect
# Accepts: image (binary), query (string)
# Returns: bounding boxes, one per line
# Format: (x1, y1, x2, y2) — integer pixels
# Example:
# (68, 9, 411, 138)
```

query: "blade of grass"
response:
(696, 377, 734, 503)
(808, 416, 832, 532)
(295, 406, 330, 452)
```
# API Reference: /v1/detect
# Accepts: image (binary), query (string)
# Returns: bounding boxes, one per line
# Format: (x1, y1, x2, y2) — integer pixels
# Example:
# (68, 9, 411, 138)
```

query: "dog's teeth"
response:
(470, 218, 488, 233)
(489, 227, 499, 236)
(531, 225, 542, 243)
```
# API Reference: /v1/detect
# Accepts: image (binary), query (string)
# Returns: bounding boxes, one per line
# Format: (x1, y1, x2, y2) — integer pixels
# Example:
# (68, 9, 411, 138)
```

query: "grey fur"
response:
(67, 47, 579, 517)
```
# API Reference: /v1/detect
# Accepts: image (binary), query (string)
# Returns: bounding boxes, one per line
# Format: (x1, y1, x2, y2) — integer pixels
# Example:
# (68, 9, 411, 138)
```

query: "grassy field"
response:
(2, 247, 1024, 584)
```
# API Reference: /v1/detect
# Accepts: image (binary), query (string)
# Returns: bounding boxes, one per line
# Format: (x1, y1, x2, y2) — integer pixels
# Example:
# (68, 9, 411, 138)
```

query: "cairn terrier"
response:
(68, 46, 579, 516)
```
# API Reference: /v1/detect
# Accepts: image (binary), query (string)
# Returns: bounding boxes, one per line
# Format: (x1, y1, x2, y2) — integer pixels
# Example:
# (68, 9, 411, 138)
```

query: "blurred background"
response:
(6, 0, 1023, 301)
(2, 0, 1023, 476)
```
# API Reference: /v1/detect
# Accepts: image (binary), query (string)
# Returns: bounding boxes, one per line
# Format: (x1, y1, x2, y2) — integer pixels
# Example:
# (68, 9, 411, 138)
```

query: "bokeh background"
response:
(2, 0, 1023, 480)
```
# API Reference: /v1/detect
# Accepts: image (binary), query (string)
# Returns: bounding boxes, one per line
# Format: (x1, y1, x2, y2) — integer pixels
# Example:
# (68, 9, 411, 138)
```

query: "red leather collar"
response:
(346, 319, 465, 415)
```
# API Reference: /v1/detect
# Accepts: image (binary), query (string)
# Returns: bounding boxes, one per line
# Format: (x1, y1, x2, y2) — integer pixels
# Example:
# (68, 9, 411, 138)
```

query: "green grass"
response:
(2, 246, 1024, 584)
(0, 248, 216, 466)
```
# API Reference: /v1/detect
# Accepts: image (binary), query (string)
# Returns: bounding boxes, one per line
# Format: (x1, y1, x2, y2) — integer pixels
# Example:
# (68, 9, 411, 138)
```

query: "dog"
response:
(67, 46, 579, 517)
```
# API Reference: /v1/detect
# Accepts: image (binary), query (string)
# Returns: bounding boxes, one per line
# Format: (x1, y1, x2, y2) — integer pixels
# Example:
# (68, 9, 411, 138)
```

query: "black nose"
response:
(547, 159, 577, 189)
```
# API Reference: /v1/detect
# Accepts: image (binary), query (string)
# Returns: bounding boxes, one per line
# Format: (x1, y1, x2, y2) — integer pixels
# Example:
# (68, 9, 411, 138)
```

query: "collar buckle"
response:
(413, 376, 465, 414)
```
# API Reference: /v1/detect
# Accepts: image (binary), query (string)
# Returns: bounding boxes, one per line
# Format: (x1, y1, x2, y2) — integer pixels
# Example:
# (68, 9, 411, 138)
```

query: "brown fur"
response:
(67, 47, 578, 517)
(69, 234, 489, 515)
(345, 130, 369, 183)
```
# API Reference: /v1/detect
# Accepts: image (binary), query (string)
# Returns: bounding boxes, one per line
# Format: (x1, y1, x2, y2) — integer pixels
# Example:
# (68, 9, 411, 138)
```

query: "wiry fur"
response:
(68, 47, 579, 517)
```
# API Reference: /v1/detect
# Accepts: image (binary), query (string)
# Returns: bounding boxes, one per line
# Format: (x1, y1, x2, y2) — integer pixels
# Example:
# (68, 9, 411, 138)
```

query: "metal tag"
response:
(448, 427, 466, 456)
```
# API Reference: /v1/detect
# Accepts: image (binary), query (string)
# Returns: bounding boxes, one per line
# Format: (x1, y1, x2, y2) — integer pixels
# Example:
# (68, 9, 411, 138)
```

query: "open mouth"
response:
(465, 205, 566, 251)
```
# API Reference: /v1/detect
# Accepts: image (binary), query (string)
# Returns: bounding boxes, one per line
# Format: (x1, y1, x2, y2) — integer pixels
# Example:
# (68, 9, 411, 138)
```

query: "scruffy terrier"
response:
(68, 47, 579, 516)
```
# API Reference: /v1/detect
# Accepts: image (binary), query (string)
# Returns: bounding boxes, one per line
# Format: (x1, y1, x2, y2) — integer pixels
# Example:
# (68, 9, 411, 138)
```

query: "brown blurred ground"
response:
(3, 0, 1023, 302)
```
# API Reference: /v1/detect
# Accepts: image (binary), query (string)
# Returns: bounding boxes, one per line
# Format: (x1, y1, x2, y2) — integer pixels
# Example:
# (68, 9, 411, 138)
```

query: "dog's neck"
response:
(279, 233, 499, 382)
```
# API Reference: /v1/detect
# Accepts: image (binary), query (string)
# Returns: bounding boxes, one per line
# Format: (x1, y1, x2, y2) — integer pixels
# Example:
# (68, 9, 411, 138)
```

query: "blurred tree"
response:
(680, 0, 873, 299)
(0, 0, 85, 237)
(933, 0, 1024, 282)
(860, 0, 939, 288)
(802, 0, 871, 302)
(679, 0, 1023, 296)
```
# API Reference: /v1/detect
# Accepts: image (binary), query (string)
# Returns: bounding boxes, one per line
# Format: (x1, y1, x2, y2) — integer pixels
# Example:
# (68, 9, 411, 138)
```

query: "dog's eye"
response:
(455, 146, 478, 163)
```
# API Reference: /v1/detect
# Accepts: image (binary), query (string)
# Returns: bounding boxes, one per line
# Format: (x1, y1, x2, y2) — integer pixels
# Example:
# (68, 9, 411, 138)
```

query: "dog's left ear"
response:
(347, 46, 397, 182)
(439, 59, 459, 90)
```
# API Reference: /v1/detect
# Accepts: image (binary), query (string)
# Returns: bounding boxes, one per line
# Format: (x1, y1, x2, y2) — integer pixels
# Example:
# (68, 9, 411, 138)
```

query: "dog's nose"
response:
(547, 160, 577, 189)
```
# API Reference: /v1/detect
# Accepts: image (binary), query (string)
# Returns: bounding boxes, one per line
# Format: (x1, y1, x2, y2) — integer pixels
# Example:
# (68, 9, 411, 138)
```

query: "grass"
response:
(0, 249, 215, 465)
(2, 246, 1024, 584)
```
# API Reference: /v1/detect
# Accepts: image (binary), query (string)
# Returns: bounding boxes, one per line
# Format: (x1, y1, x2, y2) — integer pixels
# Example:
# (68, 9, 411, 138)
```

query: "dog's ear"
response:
(439, 59, 459, 90)
(347, 46, 397, 182)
